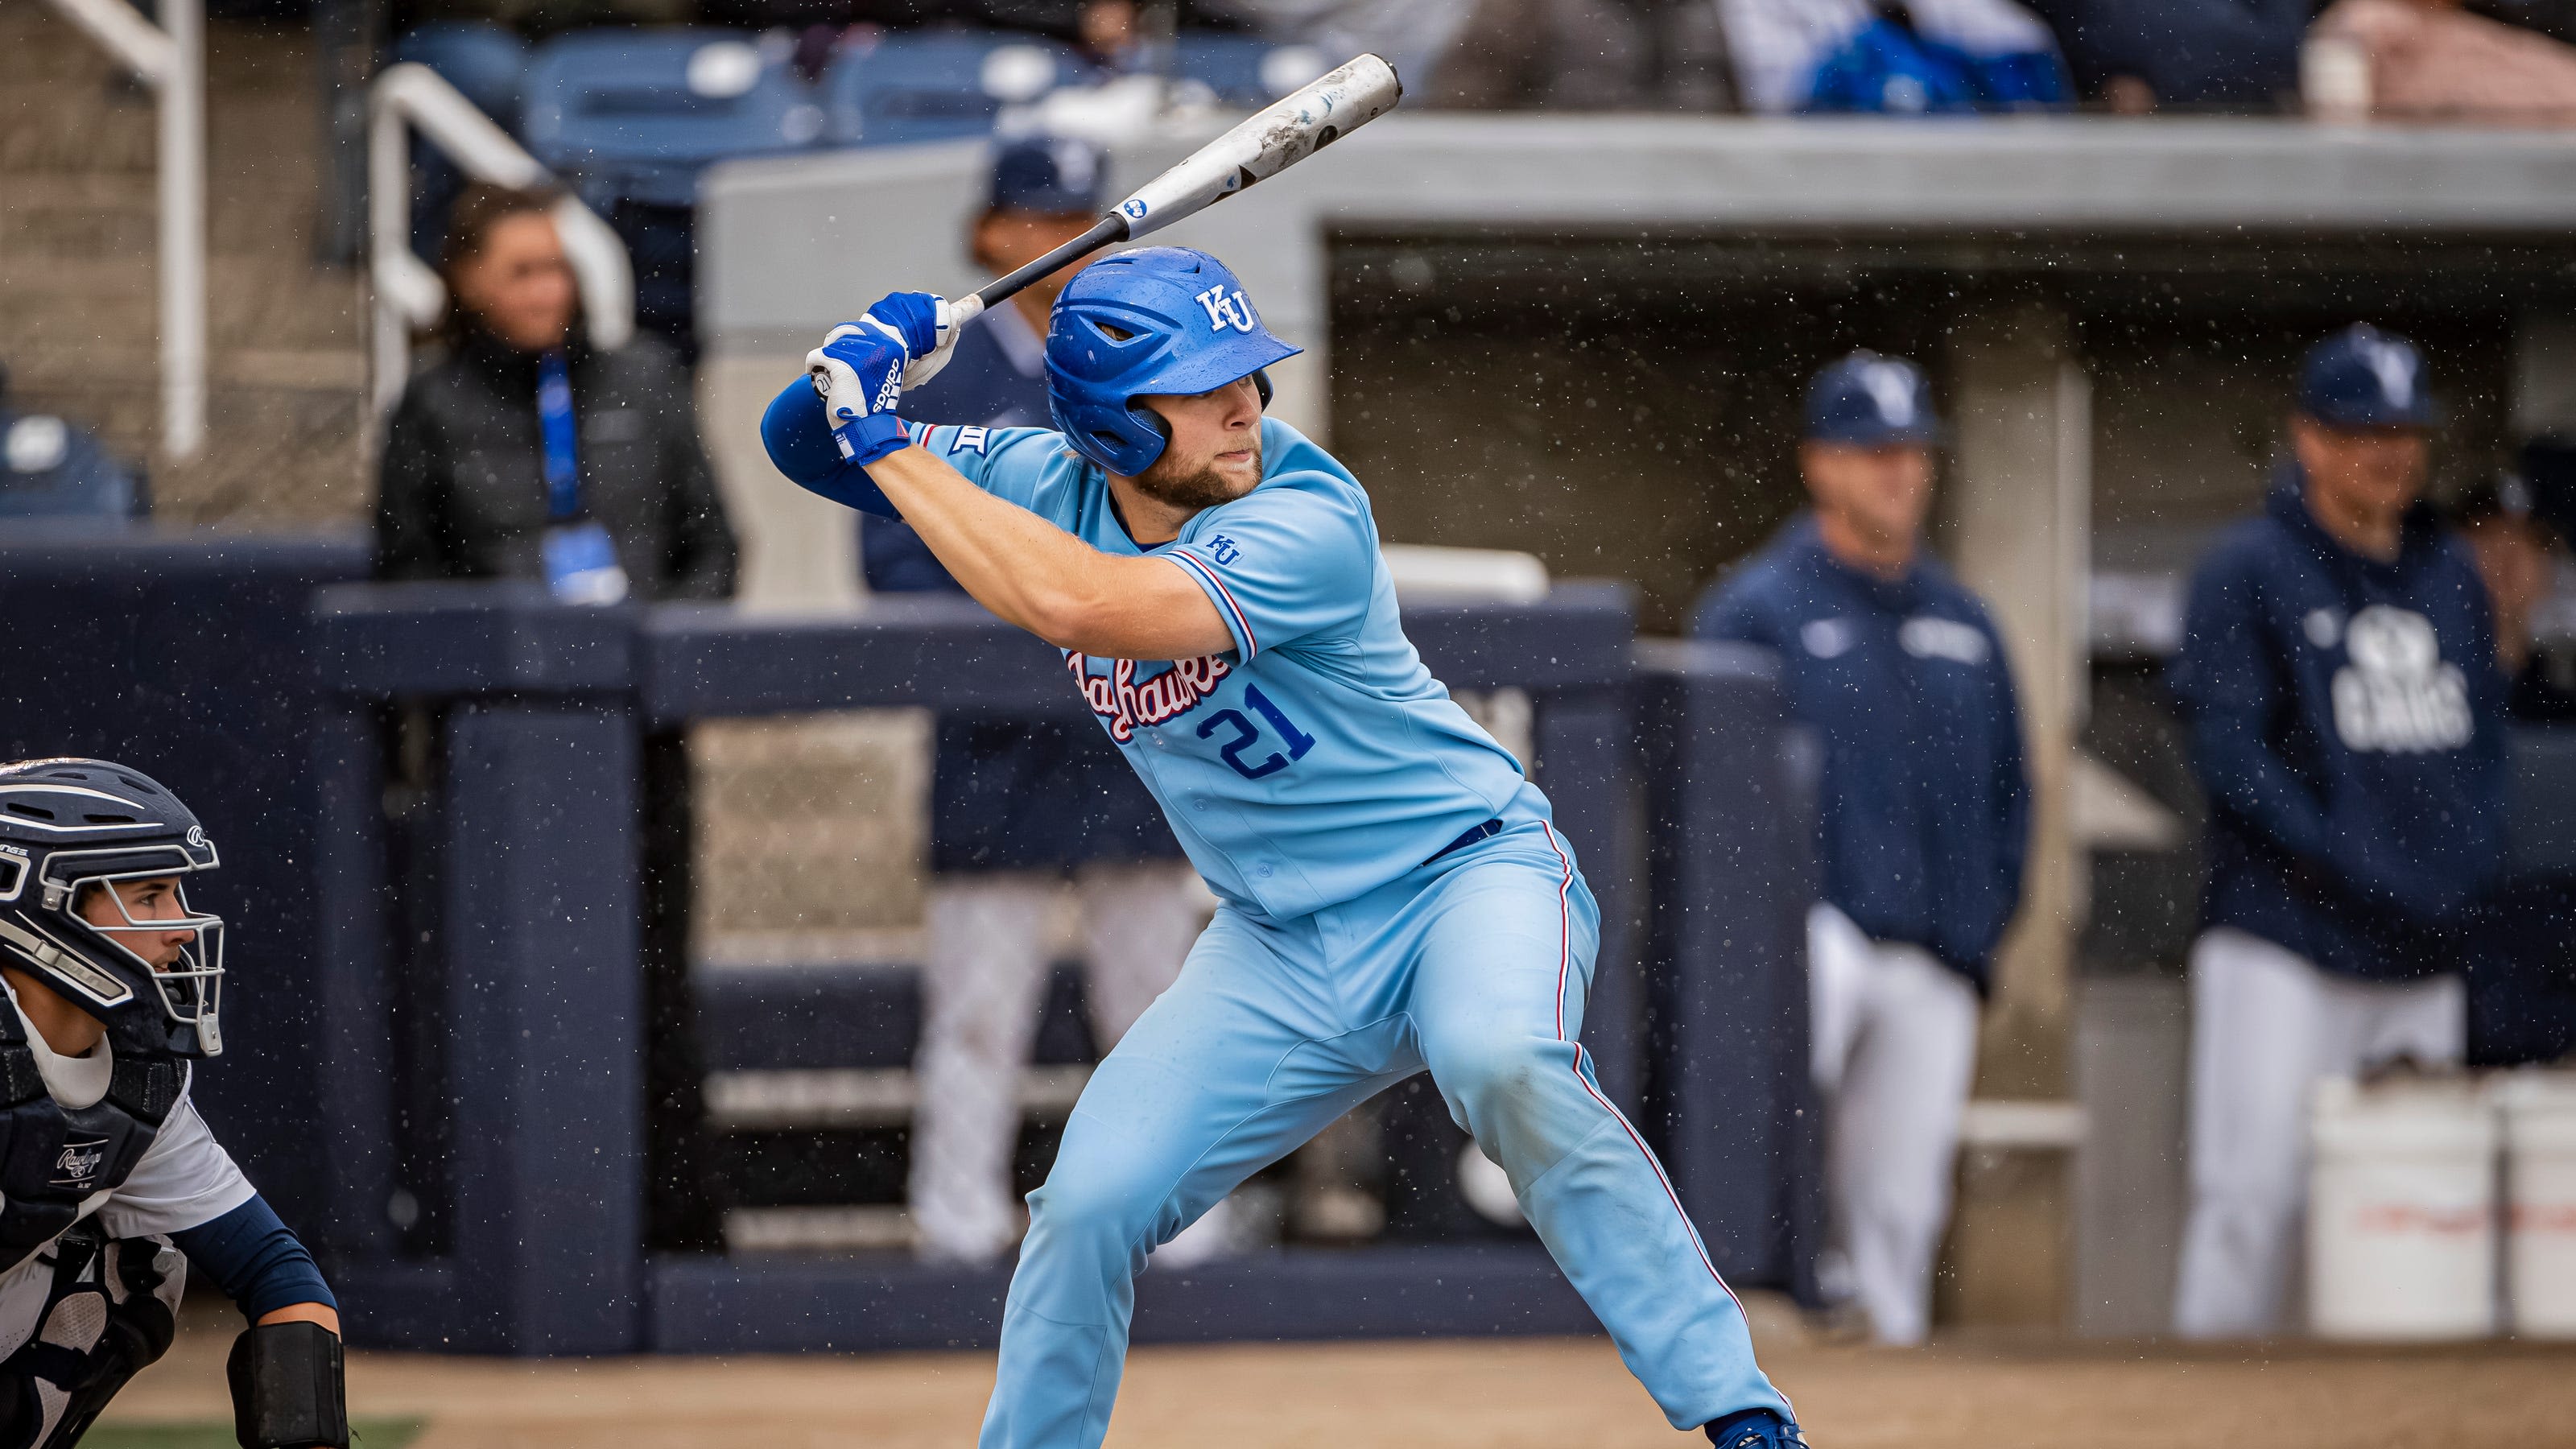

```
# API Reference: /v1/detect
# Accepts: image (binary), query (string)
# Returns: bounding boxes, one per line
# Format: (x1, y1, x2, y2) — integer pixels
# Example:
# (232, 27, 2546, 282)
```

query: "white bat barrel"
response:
(1112, 53, 1403, 239)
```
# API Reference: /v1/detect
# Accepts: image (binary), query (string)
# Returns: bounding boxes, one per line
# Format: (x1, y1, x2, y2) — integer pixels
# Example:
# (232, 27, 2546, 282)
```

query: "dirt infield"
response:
(98, 1301, 2576, 1449)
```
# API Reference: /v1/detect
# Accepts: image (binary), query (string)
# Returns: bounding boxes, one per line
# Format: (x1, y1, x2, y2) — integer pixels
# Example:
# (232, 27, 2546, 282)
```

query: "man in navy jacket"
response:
(2169, 324, 2508, 1337)
(872, 138, 1215, 1267)
(1695, 352, 2029, 1344)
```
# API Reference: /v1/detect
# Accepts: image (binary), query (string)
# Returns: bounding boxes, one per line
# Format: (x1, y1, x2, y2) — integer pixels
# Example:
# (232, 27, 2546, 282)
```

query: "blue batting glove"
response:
(865, 291, 944, 359)
(804, 292, 952, 464)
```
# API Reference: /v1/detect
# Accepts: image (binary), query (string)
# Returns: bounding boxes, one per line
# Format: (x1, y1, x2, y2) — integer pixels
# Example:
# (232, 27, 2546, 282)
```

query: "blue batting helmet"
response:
(1045, 247, 1300, 476)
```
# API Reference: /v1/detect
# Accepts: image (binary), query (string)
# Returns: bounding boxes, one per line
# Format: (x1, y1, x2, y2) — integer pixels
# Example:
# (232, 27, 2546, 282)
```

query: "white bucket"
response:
(2500, 1071, 2576, 1337)
(2307, 1075, 2497, 1340)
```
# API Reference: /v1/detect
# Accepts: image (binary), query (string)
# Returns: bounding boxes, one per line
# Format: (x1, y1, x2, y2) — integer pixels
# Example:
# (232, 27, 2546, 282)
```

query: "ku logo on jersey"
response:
(1205, 534, 1241, 567)
(1195, 286, 1260, 334)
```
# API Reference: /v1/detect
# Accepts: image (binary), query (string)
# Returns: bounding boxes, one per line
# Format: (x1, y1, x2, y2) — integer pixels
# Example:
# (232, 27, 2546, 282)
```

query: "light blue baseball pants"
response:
(976, 812, 1793, 1447)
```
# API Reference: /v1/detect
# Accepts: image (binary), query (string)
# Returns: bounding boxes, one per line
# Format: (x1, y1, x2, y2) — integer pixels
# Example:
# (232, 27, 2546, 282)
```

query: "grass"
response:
(81, 1419, 425, 1449)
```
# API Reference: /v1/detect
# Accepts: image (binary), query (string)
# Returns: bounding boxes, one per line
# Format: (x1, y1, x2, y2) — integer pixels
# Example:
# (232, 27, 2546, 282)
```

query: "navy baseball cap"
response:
(989, 135, 1105, 216)
(1804, 350, 1942, 447)
(2298, 324, 2438, 429)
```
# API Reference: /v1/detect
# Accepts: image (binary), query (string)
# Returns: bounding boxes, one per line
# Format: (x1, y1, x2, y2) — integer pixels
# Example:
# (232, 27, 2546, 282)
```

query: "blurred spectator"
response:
(1207, 0, 1484, 97)
(1692, 351, 2029, 1345)
(2167, 324, 2508, 1339)
(881, 138, 1223, 1267)
(1078, 0, 1141, 64)
(390, 0, 687, 35)
(1720, 0, 2067, 114)
(2311, 0, 2576, 122)
(2450, 477, 2576, 1077)
(2450, 475, 2576, 719)
(2024, 0, 2307, 111)
(0, 365, 147, 522)
(375, 183, 737, 601)
(1426, 0, 1657, 109)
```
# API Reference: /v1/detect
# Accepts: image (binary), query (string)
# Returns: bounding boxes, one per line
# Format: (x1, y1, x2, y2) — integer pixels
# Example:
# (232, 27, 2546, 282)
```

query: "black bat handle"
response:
(971, 214, 1132, 312)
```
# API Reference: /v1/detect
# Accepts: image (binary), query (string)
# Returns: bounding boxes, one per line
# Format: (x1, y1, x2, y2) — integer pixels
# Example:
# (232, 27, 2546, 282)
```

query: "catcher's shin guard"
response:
(226, 1322, 347, 1449)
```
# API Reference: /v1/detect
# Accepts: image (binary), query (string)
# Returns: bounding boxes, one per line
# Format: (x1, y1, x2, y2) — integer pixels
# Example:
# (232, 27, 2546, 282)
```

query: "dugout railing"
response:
(299, 580, 1839, 1354)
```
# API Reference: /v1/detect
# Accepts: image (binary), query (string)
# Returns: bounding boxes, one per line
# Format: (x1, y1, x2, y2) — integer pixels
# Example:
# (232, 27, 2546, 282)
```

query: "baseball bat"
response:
(947, 52, 1404, 328)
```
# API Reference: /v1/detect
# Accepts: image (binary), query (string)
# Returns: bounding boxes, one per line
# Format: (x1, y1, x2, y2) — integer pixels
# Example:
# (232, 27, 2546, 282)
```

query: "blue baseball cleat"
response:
(1705, 1409, 1809, 1448)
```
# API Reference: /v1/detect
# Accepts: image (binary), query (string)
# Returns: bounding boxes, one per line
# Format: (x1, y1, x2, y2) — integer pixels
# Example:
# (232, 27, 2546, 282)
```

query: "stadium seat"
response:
(822, 31, 1092, 148)
(391, 20, 535, 263)
(0, 407, 145, 521)
(394, 19, 530, 127)
(522, 29, 826, 208)
(1171, 35, 1329, 108)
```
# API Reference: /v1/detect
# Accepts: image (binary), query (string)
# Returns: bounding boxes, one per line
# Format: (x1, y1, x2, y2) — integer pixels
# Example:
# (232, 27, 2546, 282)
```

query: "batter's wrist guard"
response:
(226, 1322, 348, 1449)
(839, 411, 913, 467)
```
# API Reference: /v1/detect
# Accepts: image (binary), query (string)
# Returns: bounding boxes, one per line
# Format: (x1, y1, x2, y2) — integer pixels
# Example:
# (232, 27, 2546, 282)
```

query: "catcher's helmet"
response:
(0, 760, 225, 1057)
(1045, 247, 1301, 477)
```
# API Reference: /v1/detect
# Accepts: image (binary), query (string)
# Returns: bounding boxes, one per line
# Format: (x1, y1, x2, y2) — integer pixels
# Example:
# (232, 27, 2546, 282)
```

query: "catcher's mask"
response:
(0, 760, 225, 1058)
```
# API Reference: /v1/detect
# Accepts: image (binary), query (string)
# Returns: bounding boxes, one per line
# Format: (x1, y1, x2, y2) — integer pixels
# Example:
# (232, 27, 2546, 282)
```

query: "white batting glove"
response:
(903, 295, 963, 390)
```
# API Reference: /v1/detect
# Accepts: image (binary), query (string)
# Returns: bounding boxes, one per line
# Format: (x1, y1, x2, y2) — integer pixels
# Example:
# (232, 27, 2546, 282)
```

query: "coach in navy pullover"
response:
(2169, 324, 2512, 1340)
(2169, 367, 2508, 981)
(1695, 355, 2030, 993)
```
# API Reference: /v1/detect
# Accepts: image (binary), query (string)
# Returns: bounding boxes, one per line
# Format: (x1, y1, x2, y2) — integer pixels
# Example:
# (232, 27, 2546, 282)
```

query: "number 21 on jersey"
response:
(1197, 684, 1316, 779)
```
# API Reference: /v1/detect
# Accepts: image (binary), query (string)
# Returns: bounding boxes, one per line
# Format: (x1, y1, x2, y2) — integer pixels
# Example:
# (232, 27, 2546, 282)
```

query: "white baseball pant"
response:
(910, 863, 1216, 1264)
(2172, 927, 2465, 1338)
(1806, 903, 1981, 1346)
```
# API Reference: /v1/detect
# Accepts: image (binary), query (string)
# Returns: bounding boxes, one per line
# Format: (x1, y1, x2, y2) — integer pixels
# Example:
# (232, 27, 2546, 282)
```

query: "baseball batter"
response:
(761, 249, 1802, 1449)
(0, 758, 346, 1449)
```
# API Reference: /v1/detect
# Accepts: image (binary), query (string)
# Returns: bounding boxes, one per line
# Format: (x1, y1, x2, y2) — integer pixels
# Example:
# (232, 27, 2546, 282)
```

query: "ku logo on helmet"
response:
(1195, 286, 1260, 334)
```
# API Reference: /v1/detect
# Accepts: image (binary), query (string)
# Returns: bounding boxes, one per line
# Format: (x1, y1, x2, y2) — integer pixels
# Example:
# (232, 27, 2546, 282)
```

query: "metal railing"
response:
(45, 0, 204, 461)
(367, 62, 635, 419)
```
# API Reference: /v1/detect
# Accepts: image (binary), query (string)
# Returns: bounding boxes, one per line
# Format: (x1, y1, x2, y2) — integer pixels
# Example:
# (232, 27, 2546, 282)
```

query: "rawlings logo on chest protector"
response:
(50, 1137, 105, 1189)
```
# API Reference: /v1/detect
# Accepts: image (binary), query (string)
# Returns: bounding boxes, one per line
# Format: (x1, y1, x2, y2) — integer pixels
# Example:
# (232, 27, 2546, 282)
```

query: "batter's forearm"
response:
(862, 448, 1224, 658)
(864, 447, 1109, 635)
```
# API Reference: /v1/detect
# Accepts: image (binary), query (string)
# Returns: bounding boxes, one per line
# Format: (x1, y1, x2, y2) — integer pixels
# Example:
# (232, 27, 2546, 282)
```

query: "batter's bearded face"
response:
(1132, 376, 1265, 510)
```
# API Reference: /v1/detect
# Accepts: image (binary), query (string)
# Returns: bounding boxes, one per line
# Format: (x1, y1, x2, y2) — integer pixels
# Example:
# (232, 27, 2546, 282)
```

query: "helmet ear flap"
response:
(1253, 369, 1274, 407)
(1120, 397, 1174, 472)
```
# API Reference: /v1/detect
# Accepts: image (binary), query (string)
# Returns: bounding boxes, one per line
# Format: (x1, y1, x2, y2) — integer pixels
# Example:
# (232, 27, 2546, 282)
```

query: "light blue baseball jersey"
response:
(897, 415, 1529, 921)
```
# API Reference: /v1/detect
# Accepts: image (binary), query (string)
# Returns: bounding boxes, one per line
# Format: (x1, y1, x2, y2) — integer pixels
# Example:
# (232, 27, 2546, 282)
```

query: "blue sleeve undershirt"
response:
(168, 1194, 336, 1322)
(761, 378, 899, 518)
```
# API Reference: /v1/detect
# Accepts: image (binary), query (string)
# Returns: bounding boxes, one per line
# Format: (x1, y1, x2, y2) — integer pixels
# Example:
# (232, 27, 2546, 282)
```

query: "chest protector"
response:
(0, 1009, 181, 1275)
